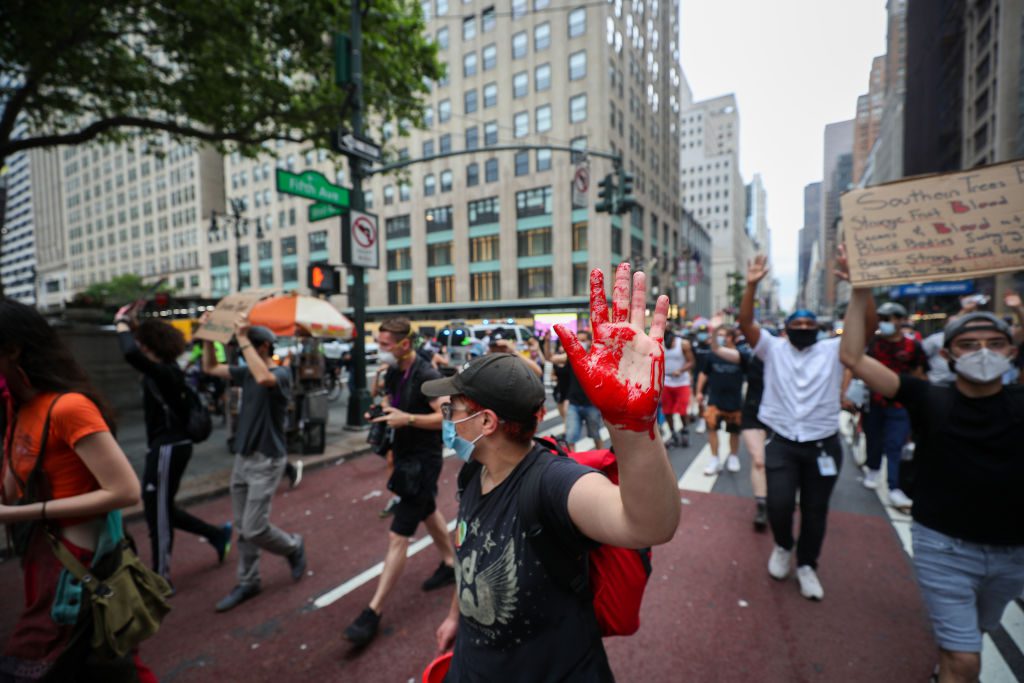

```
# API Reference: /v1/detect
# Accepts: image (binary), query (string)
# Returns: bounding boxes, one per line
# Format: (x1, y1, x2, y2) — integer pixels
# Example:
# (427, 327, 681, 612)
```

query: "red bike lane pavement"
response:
(0, 453, 936, 682)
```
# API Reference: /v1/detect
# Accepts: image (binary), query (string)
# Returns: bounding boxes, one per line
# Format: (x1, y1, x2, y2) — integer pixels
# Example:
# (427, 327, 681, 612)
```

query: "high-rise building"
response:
(62, 137, 225, 297)
(680, 93, 749, 313)
(745, 173, 775, 312)
(797, 181, 821, 308)
(853, 55, 887, 185)
(30, 145, 68, 311)
(961, 0, 1023, 167)
(903, 0, 965, 176)
(865, 0, 908, 185)
(820, 119, 854, 316)
(215, 0, 685, 317)
(0, 122, 37, 304)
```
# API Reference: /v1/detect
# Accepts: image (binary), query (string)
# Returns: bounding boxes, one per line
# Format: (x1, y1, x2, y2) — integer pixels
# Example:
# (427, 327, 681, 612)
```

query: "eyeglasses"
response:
(951, 338, 1011, 353)
(877, 315, 893, 322)
(441, 403, 469, 420)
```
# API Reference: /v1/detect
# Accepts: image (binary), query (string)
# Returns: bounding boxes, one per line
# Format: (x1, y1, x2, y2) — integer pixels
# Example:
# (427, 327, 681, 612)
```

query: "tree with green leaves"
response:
(74, 273, 174, 308)
(0, 0, 442, 296)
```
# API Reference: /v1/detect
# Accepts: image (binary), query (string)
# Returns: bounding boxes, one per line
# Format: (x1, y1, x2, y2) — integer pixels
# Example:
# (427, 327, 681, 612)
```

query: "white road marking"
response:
(678, 427, 731, 493)
(981, 634, 1017, 683)
(313, 519, 457, 610)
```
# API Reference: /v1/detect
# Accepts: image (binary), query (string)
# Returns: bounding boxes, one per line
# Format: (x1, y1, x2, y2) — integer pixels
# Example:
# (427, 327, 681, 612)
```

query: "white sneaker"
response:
(863, 469, 880, 489)
(888, 488, 913, 509)
(796, 565, 824, 600)
(726, 454, 741, 472)
(768, 546, 792, 580)
(695, 419, 707, 434)
(703, 455, 721, 476)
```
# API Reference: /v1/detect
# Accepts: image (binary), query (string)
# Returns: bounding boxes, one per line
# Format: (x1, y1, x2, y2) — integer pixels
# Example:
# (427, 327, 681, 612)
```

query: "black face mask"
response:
(787, 327, 818, 350)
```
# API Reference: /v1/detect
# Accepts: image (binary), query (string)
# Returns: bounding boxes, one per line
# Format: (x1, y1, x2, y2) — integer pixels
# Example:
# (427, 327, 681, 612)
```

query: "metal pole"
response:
(345, 0, 371, 429)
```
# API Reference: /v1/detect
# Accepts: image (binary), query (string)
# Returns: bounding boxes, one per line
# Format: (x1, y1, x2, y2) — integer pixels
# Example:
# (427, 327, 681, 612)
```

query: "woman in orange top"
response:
(0, 299, 145, 682)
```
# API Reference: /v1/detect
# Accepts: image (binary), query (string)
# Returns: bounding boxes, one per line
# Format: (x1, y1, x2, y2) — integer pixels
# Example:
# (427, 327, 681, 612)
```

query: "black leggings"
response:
(142, 441, 221, 579)
(764, 432, 842, 569)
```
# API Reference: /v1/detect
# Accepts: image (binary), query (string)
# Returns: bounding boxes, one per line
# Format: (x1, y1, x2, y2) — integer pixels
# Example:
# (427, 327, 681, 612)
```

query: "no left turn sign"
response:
(572, 164, 590, 207)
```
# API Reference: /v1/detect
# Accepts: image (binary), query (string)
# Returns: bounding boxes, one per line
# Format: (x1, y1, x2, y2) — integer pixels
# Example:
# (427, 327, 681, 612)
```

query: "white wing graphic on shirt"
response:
(458, 539, 518, 627)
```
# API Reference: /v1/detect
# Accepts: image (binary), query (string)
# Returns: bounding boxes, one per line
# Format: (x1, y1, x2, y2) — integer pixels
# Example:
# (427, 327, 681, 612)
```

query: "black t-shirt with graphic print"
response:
(447, 447, 614, 683)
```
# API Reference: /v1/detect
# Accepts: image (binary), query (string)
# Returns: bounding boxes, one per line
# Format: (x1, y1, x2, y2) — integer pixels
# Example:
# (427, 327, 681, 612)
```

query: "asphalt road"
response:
(3, 408, 1023, 681)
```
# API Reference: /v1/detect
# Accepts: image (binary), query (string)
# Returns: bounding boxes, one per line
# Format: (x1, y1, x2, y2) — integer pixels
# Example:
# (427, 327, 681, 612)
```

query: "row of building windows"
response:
(387, 262, 590, 305)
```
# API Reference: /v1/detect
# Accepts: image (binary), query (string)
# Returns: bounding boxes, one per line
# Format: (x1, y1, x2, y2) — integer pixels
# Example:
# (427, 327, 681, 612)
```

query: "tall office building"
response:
(853, 55, 887, 185)
(0, 122, 37, 304)
(796, 181, 821, 308)
(30, 145, 68, 311)
(217, 0, 686, 317)
(679, 93, 749, 313)
(865, 0, 908, 185)
(745, 173, 775, 312)
(61, 137, 225, 298)
(820, 120, 854, 316)
(962, 0, 1023, 167)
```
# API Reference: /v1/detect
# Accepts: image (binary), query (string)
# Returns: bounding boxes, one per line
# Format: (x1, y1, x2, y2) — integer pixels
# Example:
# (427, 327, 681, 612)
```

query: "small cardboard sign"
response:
(841, 159, 1024, 287)
(193, 291, 271, 343)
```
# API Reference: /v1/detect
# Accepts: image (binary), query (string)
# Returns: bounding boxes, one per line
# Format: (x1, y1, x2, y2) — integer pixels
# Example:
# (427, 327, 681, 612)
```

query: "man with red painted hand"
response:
(432, 263, 680, 682)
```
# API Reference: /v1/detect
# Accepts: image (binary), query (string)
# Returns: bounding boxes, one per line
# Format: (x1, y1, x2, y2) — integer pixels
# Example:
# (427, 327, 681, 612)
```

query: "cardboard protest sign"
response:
(193, 291, 271, 343)
(841, 159, 1024, 287)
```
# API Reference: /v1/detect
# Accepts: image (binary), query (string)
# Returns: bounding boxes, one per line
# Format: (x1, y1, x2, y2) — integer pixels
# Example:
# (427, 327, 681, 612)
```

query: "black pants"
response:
(142, 441, 221, 579)
(764, 432, 842, 569)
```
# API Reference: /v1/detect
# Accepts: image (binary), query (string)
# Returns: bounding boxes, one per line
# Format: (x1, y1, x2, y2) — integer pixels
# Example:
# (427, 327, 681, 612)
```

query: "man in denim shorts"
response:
(842, 286, 1024, 683)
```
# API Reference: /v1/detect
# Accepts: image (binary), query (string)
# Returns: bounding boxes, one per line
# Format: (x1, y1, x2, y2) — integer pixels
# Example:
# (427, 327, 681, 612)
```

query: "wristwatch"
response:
(407, 414, 416, 426)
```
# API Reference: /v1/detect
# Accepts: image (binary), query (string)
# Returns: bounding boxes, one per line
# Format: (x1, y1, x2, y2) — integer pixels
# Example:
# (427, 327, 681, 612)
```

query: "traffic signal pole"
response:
(344, 0, 371, 430)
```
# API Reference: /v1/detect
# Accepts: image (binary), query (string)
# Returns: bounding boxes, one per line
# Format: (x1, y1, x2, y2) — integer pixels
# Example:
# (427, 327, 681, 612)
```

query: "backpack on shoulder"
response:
(146, 376, 213, 444)
(457, 437, 652, 637)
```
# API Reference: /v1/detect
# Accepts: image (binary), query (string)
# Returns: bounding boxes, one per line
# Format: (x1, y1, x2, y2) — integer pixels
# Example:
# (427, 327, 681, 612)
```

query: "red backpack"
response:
(457, 437, 652, 636)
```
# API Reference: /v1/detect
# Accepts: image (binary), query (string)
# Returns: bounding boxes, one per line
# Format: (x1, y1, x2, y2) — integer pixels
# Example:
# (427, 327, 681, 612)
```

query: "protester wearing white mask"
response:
(840, 283, 1024, 683)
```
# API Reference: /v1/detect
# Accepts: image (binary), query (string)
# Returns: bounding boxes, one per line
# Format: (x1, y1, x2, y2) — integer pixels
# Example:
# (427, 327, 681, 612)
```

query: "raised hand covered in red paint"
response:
(554, 262, 669, 437)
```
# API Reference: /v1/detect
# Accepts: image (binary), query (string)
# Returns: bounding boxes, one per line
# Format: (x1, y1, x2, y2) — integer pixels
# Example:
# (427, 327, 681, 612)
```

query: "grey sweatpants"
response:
(230, 452, 301, 587)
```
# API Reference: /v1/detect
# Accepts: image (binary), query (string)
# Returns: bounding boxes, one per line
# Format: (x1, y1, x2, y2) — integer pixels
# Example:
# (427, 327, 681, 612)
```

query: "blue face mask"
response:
(696, 332, 709, 342)
(442, 412, 483, 462)
(878, 322, 896, 336)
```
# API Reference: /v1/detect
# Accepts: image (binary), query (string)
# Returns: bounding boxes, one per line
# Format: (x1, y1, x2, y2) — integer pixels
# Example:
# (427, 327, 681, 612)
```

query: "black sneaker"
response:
(215, 583, 260, 612)
(287, 536, 307, 582)
(213, 522, 233, 564)
(344, 607, 381, 647)
(421, 562, 455, 591)
(679, 432, 689, 448)
(753, 503, 768, 532)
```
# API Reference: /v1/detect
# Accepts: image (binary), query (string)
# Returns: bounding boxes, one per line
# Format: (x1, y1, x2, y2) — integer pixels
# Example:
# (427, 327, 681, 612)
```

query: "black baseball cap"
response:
(246, 325, 277, 346)
(943, 312, 1012, 347)
(421, 354, 545, 422)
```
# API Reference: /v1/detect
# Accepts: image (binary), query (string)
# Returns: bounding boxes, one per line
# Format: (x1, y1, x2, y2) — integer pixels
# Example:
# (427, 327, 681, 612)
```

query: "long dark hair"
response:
(0, 299, 116, 433)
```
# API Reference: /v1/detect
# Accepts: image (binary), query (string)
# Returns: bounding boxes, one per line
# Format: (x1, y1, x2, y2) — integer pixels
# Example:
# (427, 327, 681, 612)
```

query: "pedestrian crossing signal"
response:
(308, 263, 340, 294)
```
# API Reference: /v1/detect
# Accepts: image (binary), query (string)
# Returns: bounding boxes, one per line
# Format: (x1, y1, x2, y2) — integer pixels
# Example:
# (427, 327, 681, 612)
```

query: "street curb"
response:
(121, 443, 377, 523)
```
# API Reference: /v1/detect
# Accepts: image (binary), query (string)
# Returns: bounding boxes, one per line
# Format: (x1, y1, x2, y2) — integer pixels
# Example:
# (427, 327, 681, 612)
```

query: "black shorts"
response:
(389, 461, 442, 537)
(741, 405, 766, 431)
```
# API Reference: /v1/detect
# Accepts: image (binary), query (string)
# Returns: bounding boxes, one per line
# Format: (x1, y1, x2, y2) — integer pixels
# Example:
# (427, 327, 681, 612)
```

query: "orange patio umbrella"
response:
(248, 293, 354, 339)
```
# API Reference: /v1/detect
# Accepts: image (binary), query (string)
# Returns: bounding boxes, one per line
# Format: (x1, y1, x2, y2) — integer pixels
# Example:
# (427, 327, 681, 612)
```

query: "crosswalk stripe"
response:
(1000, 601, 1024, 662)
(981, 635, 1018, 683)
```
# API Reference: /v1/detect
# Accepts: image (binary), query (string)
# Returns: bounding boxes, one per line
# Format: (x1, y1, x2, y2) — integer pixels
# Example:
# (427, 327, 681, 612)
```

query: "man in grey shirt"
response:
(202, 314, 306, 612)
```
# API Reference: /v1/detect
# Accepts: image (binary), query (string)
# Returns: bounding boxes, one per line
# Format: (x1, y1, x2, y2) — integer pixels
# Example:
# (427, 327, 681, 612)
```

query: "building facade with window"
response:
(60, 136, 225, 297)
(354, 0, 684, 318)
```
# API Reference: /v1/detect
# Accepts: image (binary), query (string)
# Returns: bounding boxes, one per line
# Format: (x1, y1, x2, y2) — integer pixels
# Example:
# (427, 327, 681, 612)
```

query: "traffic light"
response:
(595, 173, 616, 213)
(616, 170, 637, 215)
(308, 263, 341, 294)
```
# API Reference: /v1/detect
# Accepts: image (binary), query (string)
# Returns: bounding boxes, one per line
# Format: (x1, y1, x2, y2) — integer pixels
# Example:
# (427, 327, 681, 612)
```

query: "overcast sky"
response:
(679, 0, 889, 310)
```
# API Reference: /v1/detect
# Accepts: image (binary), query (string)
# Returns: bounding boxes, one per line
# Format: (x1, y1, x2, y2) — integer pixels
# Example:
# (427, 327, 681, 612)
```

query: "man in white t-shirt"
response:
(738, 255, 872, 601)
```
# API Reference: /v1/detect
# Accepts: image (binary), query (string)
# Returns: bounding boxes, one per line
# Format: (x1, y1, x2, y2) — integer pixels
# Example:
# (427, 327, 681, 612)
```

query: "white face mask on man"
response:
(951, 348, 1014, 384)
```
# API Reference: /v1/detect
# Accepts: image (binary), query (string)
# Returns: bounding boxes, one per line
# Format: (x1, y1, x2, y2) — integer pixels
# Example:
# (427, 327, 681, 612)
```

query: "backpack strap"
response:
(518, 443, 589, 596)
(144, 374, 184, 432)
(455, 459, 483, 501)
(6, 394, 64, 499)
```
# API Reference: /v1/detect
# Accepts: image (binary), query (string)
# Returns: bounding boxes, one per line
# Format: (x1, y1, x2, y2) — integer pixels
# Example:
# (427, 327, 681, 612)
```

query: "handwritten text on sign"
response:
(840, 160, 1024, 287)
(193, 291, 271, 344)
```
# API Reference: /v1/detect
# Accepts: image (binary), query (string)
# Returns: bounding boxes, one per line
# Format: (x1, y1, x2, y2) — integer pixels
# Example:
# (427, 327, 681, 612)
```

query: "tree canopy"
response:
(75, 273, 174, 307)
(0, 0, 443, 161)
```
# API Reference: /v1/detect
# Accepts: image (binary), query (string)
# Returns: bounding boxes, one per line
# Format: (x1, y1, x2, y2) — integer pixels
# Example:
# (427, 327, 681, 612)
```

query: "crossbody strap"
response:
(5, 394, 64, 499)
(45, 530, 116, 598)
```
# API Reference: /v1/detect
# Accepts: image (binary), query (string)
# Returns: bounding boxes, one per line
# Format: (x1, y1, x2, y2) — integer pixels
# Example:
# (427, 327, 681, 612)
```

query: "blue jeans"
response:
(566, 403, 604, 445)
(912, 522, 1024, 652)
(863, 404, 910, 489)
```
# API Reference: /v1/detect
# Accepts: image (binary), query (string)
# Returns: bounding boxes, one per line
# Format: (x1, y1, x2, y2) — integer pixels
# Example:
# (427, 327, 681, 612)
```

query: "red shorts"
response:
(661, 385, 691, 415)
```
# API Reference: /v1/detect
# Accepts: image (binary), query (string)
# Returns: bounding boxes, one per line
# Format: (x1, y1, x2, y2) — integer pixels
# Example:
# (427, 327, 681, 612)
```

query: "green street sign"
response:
(275, 169, 350, 207)
(309, 202, 345, 222)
